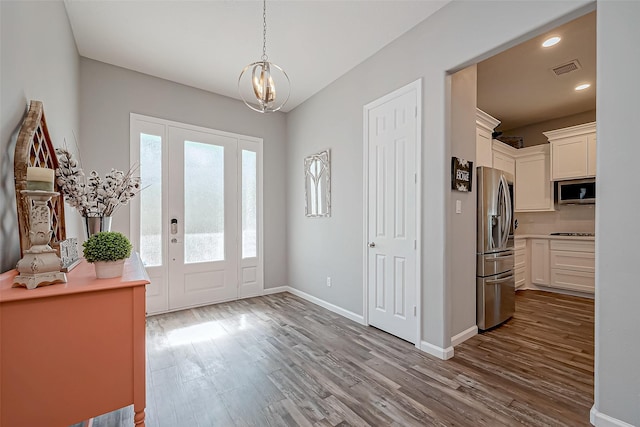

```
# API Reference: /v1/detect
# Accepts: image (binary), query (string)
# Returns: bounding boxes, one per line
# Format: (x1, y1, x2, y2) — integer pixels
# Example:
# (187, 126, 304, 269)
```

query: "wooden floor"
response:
(91, 290, 594, 427)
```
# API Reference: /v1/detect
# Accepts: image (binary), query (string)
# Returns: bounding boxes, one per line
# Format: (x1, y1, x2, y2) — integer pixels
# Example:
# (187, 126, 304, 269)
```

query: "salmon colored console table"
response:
(0, 253, 149, 427)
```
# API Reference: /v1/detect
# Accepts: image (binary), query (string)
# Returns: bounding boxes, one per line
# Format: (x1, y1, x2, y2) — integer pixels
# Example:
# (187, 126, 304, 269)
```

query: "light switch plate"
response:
(456, 200, 462, 214)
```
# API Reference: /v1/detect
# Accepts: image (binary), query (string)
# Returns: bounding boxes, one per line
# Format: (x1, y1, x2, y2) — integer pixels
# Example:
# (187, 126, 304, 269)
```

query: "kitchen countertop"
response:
(515, 234, 595, 241)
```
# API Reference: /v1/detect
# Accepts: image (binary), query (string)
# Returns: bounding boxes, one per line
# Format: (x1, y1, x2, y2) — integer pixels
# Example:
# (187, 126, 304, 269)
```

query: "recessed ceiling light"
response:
(575, 83, 591, 91)
(542, 36, 561, 48)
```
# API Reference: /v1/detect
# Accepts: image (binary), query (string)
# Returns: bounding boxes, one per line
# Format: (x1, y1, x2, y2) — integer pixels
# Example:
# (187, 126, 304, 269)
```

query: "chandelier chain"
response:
(262, 0, 268, 61)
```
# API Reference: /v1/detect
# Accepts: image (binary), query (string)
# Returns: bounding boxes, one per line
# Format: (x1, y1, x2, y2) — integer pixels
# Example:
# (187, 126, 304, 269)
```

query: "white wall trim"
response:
(262, 286, 288, 295)
(286, 287, 366, 325)
(420, 341, 454, 360)
(590, 406, 635, 427)
(451, 325, 478, 347)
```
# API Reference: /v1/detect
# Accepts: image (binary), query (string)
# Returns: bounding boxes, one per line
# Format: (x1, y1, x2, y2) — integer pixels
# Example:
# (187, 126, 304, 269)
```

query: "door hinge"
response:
(414, 173, 417, 184)
(413, 306, 417, 316)
(415, 106, 418, 118)
(414, 240, 417, 250)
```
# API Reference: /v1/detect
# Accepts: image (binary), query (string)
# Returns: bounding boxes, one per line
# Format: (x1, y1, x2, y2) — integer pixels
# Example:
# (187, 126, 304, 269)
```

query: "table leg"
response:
(134, 407, 145, 426)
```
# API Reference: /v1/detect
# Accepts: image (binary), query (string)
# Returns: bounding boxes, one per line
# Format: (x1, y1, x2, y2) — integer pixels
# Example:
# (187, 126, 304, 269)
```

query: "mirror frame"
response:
(304, 149, 331, 217)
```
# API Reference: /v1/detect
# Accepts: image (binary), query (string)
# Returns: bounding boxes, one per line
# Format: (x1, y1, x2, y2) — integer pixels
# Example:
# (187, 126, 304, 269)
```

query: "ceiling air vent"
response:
(551, 59, 582, 77)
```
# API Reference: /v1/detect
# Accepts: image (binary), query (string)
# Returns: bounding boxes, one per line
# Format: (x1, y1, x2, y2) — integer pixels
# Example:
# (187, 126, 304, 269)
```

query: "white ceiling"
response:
(477, 11, 596, 130)
(64, 0, 451, 112)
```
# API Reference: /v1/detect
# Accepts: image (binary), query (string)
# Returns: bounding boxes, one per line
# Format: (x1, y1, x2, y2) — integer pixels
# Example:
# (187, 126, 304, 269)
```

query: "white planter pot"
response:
(93, 259, 125, 279)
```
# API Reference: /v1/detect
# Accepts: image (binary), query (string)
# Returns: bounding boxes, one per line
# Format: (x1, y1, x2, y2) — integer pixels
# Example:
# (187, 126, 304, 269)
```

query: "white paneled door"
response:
(364, 81, 420, 344)
(131, 115, 263, 314)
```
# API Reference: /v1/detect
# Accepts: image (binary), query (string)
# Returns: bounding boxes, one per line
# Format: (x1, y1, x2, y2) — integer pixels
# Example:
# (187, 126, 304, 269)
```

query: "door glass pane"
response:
(242, 150, 257, 258)
(184, 141, 224, 263)
(140, 133, 162, 266)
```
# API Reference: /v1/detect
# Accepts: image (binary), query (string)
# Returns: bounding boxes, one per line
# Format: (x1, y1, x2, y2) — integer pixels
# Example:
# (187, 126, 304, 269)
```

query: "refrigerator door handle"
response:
(486, 274, 515, 285)
(499, 175, 512, 249)
(486, 253, 514, 260)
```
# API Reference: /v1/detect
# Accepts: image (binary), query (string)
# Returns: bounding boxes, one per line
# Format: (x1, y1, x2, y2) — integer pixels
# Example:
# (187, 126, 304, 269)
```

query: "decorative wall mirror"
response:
(304, 149, 331, 217)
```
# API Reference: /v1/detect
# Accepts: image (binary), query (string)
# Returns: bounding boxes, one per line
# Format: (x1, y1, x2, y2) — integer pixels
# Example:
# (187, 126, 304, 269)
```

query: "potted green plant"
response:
(83, 231, 132, 279)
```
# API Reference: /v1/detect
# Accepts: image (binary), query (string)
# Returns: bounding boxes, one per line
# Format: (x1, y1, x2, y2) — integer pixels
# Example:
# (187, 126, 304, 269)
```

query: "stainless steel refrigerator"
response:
(476, 166, 515, 330)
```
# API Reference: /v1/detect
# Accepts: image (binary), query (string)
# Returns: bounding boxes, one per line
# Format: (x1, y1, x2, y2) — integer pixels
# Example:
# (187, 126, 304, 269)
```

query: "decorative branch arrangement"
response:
(55, 148, 141, 217)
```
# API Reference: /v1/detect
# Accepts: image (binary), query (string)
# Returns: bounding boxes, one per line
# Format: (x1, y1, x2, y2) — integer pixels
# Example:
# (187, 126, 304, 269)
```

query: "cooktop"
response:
(549, 232, 595, 237)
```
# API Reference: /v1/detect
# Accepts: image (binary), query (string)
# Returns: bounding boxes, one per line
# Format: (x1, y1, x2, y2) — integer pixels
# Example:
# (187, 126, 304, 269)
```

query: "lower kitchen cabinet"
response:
(549, 240, 595, 294)
(530, 239, 550, 285)
(514, 238, 527, 289)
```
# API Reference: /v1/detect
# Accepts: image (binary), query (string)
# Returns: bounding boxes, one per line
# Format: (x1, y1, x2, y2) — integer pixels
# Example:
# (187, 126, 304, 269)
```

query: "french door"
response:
(130, 114, 263, 314)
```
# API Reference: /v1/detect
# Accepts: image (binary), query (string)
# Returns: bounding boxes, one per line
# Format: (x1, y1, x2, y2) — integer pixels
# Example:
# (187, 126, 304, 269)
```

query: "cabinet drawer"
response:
(550, 250, 595, 272)
(514, 238, 526, 250)
(515, 251, 526, 268)
(550, 239, 594, 253)
(550, 269, 595, 294)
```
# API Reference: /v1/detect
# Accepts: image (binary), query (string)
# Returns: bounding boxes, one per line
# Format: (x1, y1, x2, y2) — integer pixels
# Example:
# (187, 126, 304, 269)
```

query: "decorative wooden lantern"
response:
(14, 100, 66, 257)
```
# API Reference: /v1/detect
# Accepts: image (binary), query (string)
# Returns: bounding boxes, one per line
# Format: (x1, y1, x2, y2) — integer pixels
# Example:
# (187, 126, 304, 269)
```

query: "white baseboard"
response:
(262, 286, 288, 295)
(420, 340, 454, 360)
(284, 287, 366, 325)
(590, 406, 635, 427)
(518, 284, 594, 299)
(451, 325, 478, 347)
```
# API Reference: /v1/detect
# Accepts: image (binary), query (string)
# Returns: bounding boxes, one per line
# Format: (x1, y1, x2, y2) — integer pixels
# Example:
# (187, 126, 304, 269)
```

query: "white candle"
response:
(26, 167, 54, 182)
(26, 167, 55, 191)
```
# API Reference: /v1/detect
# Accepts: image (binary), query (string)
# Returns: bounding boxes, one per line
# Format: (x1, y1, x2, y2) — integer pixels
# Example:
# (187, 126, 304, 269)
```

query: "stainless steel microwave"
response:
(557, 178, 596, 204)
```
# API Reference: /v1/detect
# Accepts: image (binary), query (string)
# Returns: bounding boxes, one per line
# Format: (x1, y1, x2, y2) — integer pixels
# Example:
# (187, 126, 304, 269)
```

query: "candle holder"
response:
(13, 190, 67, 289)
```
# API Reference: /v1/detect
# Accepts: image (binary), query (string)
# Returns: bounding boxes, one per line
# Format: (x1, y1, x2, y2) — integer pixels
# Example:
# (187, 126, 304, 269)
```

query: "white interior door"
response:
(130, 115, 263, 314)
(365, 82, 419, 344)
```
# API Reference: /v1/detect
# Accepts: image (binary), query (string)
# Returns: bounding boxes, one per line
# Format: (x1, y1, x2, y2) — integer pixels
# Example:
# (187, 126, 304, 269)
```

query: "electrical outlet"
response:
(326, 277, 332, 287)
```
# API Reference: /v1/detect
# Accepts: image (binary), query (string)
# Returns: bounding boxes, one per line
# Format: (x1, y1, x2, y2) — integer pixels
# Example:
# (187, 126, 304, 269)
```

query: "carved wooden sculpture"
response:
(14, 100, 66, 256)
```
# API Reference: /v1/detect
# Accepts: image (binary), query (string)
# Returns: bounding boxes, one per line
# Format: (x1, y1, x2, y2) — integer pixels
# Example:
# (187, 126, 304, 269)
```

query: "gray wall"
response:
(0, 0, 81, 273)
(501, 109, 597, 147)
(79, 58, 288, 289)
(449, 65, 477, 338)
(596, 1, 640, 425)
(286, 0, 593, 350)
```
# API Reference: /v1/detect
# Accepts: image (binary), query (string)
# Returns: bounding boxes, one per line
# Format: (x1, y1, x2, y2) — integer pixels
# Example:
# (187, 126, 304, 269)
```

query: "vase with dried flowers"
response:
(55, 147, 141, 238)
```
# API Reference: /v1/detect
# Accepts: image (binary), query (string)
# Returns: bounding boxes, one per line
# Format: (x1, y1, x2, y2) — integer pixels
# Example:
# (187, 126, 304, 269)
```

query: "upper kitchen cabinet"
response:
(544, 122, 597, 181)
(492, 141, 516, 177)
(476, 108, 500, 168)
(515, 145, 554, 212)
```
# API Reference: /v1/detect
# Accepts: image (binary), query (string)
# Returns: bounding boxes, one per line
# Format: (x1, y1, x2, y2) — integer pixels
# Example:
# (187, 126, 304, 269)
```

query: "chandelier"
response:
(238, 0, 290, 113)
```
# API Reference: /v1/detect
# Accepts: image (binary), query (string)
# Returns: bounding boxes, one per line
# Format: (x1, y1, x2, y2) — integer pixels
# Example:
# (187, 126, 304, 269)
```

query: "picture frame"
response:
(451, 157, 473, 192)
(59, 238, 81, 272)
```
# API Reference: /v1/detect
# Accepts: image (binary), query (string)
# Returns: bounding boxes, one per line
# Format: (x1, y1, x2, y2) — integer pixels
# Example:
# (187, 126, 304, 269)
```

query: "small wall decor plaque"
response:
(60, 238, 81, 272)
(451, 157, 473, 192)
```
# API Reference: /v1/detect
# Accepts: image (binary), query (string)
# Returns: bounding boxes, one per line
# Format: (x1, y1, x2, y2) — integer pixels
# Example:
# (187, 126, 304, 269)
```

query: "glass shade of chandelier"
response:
(238, 0, 290, 113)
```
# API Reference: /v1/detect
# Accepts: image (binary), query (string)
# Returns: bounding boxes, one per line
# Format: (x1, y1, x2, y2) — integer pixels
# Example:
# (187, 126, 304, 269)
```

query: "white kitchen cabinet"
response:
(476, 109, 500, 168)
(514, 238, 527, 290)
(544, 122, 596, 181)
(492, 144, 516, 177)
(587, 133, 597, 176)
(514, 145, 553, 212)
(530, 239, 550, 285)
(549, 239, 595, 294)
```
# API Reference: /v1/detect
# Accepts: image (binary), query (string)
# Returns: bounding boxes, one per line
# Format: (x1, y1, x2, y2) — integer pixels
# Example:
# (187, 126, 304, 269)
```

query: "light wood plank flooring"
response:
(91, 290, 594, 427)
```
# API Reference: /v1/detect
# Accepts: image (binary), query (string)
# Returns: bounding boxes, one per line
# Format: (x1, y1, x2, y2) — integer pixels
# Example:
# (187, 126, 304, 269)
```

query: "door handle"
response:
(171, 218, 178, 235)
(486, 275, 514, 285)
(487, 253, 514, 260)
(368, 242, 376, 248)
